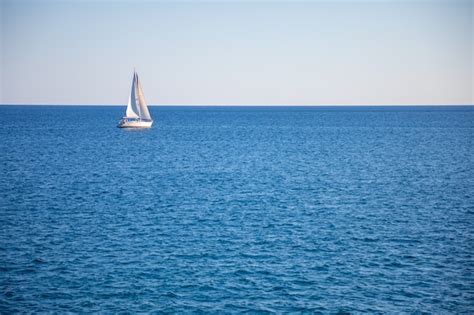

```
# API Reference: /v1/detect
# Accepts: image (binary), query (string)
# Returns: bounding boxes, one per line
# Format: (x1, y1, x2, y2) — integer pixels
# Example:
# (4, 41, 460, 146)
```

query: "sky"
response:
(0, 0, 472, 105)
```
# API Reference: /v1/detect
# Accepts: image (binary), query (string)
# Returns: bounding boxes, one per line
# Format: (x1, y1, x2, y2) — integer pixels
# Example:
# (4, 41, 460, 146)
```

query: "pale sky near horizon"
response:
(0, 0, 472, 105)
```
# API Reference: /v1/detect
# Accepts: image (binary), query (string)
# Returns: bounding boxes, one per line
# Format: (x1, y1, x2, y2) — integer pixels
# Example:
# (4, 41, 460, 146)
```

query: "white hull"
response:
(118, 119, 153, 128)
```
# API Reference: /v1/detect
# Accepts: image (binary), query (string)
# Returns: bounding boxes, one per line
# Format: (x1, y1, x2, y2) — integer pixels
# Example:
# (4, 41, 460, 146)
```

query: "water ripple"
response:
(1, 106, 473, 312)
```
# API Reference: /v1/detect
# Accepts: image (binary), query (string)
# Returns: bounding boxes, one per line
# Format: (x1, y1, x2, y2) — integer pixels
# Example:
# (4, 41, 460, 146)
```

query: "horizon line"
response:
(1, 104, 473, 107)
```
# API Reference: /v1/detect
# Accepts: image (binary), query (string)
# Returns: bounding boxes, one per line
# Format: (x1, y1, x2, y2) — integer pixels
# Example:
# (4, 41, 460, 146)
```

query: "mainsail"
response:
(135, 74, 151, 120)
(124, 71, 151, 120)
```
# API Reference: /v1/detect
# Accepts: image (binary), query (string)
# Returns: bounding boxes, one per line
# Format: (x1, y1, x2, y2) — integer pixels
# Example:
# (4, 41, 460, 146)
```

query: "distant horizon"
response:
(1, 103, 473, 107)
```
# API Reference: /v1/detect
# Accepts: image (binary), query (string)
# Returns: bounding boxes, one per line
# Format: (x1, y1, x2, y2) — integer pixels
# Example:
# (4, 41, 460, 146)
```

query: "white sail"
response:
(135, 74, 152, 120)
(118, 70, 153, 128)
(125, 73, 139, 118)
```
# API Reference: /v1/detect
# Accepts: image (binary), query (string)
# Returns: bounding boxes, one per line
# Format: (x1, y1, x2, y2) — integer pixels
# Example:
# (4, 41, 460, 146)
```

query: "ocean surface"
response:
(0, 105, 473, 313)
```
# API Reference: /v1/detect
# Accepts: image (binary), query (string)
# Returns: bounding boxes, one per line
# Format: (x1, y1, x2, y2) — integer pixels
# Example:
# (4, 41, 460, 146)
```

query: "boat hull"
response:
(118, 120, 153, 128)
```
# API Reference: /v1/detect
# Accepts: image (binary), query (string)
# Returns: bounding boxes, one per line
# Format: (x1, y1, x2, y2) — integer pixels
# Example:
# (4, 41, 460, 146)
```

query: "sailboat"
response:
(118, 70, 153, 128)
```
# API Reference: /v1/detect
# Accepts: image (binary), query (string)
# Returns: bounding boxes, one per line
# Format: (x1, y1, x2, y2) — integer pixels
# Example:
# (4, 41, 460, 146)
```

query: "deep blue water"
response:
(0, 105, 473, 313)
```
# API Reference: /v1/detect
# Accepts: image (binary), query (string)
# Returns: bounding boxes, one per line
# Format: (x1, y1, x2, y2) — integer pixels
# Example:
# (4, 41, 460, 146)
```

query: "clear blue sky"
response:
(1, 0, 472, 105)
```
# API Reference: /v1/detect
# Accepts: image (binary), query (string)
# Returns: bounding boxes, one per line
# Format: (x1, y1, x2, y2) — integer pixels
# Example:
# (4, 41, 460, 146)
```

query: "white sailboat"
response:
(118, 71, 153, 128)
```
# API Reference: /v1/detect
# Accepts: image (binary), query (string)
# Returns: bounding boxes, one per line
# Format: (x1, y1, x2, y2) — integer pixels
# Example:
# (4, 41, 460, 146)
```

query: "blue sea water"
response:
(0, 105, 473, 313)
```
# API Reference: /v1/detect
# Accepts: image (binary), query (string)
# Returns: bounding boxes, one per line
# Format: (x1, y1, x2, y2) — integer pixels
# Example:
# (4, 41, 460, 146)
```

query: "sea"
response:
(0, 105, 473, 313)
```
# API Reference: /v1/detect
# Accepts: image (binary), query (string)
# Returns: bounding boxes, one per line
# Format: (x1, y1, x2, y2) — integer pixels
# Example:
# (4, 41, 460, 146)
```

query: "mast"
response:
(134, 72, 141, 117)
